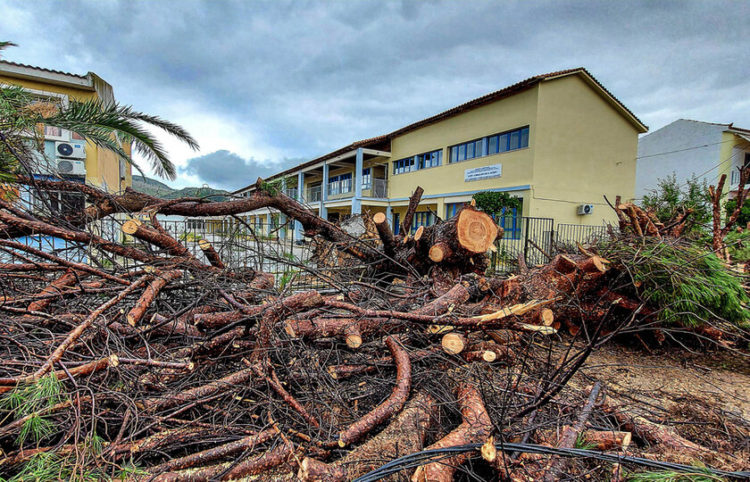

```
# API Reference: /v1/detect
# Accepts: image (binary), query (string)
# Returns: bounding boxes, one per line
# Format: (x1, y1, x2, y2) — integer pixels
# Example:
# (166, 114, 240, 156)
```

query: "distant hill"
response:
(131, 175, 229, 201)
(163, 187, 230, 202)
(132, 175, 175, 198)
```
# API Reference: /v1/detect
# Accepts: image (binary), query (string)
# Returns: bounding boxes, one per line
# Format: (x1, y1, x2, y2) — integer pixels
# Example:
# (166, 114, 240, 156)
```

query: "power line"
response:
(354, 442, 750, 481)
(636, 138, 735, 160)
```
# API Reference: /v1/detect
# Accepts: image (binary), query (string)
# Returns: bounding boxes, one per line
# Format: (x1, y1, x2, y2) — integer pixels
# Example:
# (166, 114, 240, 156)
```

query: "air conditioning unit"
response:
(577, 204, 594, 215)
(55, 141, 86, 159)
(55, 158, 86, 176)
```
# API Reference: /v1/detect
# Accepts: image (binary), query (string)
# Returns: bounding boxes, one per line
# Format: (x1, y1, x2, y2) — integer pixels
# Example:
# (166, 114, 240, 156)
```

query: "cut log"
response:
(441, 332, 467, 355)
(428, 242, 452, 263)
(126, 270, 182, 326)
(298, 392, 438, 481)
(338, 336, 411, 447)
(536, 308, 555, 327)
(27, 269, 82, 312)
(411, 382, 493, 482)
(198, 239, 225, 269)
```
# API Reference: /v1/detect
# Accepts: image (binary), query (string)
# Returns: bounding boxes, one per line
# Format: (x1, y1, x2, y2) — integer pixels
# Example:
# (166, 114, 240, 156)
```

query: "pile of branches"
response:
(0, 179, 747, 481)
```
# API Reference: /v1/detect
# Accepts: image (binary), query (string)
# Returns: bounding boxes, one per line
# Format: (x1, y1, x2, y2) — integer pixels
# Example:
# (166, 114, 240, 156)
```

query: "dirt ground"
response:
(572, 342, 750, 471)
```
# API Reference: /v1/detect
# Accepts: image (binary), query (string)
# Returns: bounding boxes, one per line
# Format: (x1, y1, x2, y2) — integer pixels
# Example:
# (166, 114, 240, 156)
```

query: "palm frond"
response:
(44, 99, 198, 180)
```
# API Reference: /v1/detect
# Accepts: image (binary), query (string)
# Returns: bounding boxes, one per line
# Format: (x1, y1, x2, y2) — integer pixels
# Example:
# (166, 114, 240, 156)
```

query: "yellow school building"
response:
(0, 60, 132, 193)
(234, 68, 647, 238)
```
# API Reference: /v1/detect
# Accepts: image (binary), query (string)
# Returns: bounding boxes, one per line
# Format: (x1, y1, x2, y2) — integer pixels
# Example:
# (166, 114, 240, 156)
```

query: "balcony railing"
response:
(307, 186, 321, 202)
(371, 178, 387, 198)
(327, 180, 353, 197)
(285, 187, 298, 199)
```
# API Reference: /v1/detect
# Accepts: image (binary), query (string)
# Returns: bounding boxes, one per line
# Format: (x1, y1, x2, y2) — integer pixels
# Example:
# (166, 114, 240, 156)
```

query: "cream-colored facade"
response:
(235, 68, 646, 238)
(636, 119, 750, 200)
(0, 61, 132, 192)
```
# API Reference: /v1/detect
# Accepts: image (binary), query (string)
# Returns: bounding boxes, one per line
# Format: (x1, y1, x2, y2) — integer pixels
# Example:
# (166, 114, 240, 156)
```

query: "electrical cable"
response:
(353, 442, 750, 481)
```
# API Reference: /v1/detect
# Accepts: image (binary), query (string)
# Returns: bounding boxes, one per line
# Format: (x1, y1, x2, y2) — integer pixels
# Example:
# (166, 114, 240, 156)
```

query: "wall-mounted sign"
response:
(465, 164, 502, 182)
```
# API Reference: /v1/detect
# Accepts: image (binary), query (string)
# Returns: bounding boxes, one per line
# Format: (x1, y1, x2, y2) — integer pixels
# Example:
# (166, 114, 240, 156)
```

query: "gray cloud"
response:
(2, 0, 750, 185)
(179, 151, 301, 191)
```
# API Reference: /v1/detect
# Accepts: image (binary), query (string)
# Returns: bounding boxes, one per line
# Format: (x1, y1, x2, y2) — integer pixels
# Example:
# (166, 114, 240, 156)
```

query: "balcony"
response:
(307, 185, 321, 203)
(285, 187, 298, 199)
(327, 179, 353, 198)
(371, 178, 387, 198)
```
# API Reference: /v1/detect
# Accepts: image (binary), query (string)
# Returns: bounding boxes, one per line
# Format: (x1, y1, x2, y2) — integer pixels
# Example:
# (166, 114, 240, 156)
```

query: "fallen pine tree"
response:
(0, 179, 748, 481)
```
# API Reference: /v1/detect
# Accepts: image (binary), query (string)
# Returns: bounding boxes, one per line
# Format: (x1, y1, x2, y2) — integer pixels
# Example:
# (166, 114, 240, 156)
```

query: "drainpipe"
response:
(352, 148, 363, 215)
(321, 162, 328, 221)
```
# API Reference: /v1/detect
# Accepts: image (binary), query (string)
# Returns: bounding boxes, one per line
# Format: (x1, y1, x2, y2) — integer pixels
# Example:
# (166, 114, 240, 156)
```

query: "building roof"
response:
(0, 60, 95, 90)
(234, 68, 647, 193)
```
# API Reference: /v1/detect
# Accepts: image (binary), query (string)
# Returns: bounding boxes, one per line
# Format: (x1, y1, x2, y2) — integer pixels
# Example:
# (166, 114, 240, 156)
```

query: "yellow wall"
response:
(388, 86, 538, 200)
(0, 74, 132, 193)
(531, 75, 640, 225)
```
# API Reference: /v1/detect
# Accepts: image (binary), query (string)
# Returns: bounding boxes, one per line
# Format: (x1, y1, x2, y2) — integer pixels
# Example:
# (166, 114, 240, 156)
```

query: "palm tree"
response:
(0, 41, 198, 182)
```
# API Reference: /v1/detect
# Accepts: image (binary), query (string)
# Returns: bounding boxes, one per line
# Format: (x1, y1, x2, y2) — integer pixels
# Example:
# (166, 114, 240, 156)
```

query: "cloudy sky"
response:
(2, 0, 748, 190)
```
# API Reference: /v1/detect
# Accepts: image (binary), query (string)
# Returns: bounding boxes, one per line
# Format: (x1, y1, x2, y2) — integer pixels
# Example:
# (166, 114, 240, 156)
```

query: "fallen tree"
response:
(1, 179, 748, 481)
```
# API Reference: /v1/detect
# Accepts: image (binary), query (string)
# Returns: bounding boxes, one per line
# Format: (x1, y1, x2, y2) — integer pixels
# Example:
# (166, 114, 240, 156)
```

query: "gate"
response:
(490, 216, 554, 274)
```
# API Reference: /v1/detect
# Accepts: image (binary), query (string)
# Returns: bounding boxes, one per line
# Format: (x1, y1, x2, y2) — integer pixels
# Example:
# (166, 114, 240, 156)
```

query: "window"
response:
(328, 173, 352, 195)
(328, 175, 340, 195)
(393, 213, 400, 235)
(339, 173, 352, 193)
(362, 168, 372, 189)
(411, 211, 433, 233)
(417, 150, 442, 169)
(187, 219, 205, 230)
(445, 202, 464, 219)
(496, 205, 522, 240)
(393, 157, 416, 174)
(487, 126, 529, 155)
(450, 139, 483, 163)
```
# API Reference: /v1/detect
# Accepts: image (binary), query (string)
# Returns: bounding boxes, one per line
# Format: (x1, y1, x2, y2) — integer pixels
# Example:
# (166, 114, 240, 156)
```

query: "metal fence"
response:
(556, 223, 611, 249)
(490, 216, 555, 273)
(1, 213, 614, 280)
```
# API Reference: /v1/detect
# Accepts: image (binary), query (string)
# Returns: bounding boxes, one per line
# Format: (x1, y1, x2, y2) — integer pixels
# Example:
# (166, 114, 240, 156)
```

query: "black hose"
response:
(353, 442, 750, 481)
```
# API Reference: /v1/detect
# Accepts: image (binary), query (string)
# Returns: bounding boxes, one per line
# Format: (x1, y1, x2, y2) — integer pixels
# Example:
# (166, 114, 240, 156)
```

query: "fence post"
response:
(523, 217, 530, 265)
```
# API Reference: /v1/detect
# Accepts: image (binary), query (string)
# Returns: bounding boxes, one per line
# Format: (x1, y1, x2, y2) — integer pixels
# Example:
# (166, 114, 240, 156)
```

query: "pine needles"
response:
(600, 238, 750, 329)
(0, 375, 66, 445)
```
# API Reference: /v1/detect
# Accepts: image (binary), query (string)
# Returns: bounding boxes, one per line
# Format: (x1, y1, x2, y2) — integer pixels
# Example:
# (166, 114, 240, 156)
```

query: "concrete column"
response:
(435, 198, 446, 222)
(385, 204, 392, 227)
(352, 148, 363, 215)
(321, 162, 329, 221)
(279, 177, 287, 240)
(295, 171, 304, 240)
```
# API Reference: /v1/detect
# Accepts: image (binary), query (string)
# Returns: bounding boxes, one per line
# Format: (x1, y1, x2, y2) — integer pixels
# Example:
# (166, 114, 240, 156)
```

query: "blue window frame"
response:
(417, 149, 442, 169)
(445, 202, 463, 219)
(411, 211, 433, 233)
(339, 172, 352, 193)
(362, 168, 371, 188)
(393, 157, 416, 174)
(328, 173, 353, 195)
(393, 212, 400, 235)
(328, 175, 340, 195)
(496, 206, 522, 240)
(449, 139, 483, 163)
(487, 126, 529, 155)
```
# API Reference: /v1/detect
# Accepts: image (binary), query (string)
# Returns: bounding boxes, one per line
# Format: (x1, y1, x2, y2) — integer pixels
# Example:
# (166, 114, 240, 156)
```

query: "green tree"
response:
(641, 173, 711, 232)
(472, 191, 521, 217)
(724, 198, 750, 227)
(0, 41, 198, 182)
